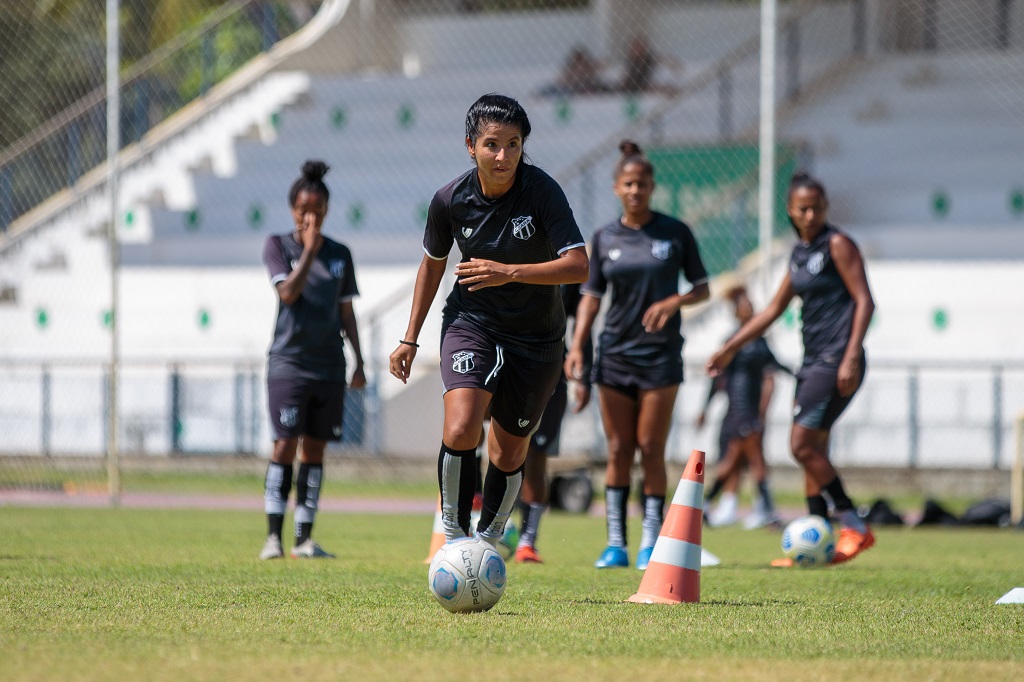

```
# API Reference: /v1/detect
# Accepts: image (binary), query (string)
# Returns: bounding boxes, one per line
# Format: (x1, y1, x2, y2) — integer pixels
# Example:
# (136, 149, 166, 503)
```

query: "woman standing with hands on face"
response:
(259, 160, 366, 560)
(566, 141, 710, 571)
(389, 94, 588, 554)
(706, 172, 876, 566)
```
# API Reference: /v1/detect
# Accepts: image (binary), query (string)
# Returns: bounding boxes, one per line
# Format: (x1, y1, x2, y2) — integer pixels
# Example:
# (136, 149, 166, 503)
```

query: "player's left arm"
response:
(339, 300, 366, 389)
(642, 280, 710, 333)
(643, 225, 710, 332)
(455, 246, 588, 290)
(831, 232, 875, 397)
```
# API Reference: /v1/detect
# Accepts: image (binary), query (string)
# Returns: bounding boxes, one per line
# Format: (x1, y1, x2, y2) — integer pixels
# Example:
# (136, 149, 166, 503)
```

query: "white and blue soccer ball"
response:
(428, 537, 507, 613)
(781, 515, 836, 567)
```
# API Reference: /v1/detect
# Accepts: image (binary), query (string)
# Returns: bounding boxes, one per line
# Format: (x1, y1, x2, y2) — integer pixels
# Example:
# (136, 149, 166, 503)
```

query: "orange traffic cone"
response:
(628, 449, 705, 604)
(423, 496, 446, 564)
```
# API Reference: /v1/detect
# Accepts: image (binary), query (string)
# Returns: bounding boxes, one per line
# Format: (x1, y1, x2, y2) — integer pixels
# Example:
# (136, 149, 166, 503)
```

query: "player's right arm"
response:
(271, 228, 322, 306)
(389, 254, 447, 384)
(565, 293, 600, 383)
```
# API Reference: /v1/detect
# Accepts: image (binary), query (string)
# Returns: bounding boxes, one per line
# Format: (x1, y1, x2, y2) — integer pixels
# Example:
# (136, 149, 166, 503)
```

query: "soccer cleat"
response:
(497, 523, 520, 559)
(594, 545, 629, 569)
(259, 533, 284, 560)
(635, 546, 654, 571)
(514, 545, 544, 564)
(831, 526, 875, 565)
(290, 539, 336, 559)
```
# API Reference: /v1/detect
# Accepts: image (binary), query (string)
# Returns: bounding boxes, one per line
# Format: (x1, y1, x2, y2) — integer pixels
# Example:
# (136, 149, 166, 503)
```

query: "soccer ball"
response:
(428, 537, 507, 613)
(781, 515, 836, 567)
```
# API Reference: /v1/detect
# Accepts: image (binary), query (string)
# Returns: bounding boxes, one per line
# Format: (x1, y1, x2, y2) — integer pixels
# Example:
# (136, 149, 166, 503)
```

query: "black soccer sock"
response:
(438, 443, 478, 540)
(605, 485, 630, 548)
(294, 463, 323, 544)
(705, 477, 726, 504)
(474, 451, 484, 497)
(264, 462, 292, 538)
(477, 461, 524, 545)
(640, 495, 665, 550)
(821, 476, 854, 513)
(519, 500, 545, 549)
(807, 494, 829, 521)
(757, 480, 776, 516)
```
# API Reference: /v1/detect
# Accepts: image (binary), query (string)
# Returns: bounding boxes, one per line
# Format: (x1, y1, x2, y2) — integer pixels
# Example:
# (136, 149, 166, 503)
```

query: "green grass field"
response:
(1, 505, 1022, 682)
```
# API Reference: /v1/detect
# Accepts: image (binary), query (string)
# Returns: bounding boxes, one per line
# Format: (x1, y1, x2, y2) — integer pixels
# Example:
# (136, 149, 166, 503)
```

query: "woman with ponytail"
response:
(566, 140, 710, 570)
(259, 160, 365, 560)
(706, 172, 876, 566)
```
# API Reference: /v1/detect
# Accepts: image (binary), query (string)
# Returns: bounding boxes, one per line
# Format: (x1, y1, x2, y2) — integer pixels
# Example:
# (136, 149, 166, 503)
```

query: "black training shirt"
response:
(583, 212, 708, 363)
(789, 224, 857, 364)
(424, 163, 586, 360)
(263, 233, 359, 382)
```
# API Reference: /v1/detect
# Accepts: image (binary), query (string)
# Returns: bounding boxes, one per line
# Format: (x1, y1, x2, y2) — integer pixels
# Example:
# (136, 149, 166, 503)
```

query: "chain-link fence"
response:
(1, 0, 1022, 503)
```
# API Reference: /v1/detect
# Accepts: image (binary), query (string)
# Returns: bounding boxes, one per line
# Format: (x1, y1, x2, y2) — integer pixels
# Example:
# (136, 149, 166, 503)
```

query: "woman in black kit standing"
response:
(259, 160, 365, 560)
(707, 172, 876, 566)
(389, 94, 588, 557)
(566, 141, 710, 571)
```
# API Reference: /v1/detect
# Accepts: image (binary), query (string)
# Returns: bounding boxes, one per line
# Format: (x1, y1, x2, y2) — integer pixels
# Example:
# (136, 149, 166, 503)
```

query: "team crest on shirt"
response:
(461, 226, 473, 239)
(511, 216, 536, 240)
(651, 240, 672, 260)
(807, 253, 825, 275)
(452, 351, 475, 374)
(329, 260, 345, 278)
(279, 406, 299, 429)
(608, 248, 622, 261)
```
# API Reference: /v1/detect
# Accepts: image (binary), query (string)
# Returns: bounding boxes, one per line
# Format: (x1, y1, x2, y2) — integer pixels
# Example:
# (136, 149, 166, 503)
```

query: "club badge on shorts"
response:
(452, 351, 475, 374)
(279, 406, 299, 428)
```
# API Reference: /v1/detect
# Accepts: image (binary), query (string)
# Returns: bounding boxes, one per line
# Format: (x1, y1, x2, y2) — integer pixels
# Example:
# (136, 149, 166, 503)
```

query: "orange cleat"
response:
(514, 545, 544, 564)
(770, 557, 795, 568)
(831, 526, 875, 565)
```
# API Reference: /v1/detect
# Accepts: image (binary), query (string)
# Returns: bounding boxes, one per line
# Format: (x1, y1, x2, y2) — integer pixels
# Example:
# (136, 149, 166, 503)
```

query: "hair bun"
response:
(301, 160, 330, 183)
(619, 140, 642, 157)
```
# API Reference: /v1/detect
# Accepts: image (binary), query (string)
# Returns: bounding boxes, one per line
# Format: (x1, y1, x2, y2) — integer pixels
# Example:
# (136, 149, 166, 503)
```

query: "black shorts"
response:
(529, 373, 568, 456)
(267, 378, 346, 442)
(440, 319, 563, 439)
(793, 356, 866, 431)
(592, 351, 683, 400)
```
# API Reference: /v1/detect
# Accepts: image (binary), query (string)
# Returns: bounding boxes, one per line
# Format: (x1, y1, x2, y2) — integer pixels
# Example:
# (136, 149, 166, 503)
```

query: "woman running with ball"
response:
(389, 94, 588, 555)
(706, 172, 876, 566)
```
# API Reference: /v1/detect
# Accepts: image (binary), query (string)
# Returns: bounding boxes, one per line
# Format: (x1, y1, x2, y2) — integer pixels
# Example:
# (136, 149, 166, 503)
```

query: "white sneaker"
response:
(259, 534, 284, 560)
(708, 493, 738, 527)
(290, 539, 336, 559)
(743, 511, 777, 530)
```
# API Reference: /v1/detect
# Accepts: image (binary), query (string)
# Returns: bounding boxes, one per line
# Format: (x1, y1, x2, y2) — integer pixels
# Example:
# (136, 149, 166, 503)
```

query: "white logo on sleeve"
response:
(461, 226, 473, 238)
(807, 253, 825, 275)
(452, 351, 475, 374)
(511, 216, 535, 240)
(518, 418, 530, 428)
(608, 248, 622, 261)
(651, 240, 672, 260)
(279, 406, 299, 428)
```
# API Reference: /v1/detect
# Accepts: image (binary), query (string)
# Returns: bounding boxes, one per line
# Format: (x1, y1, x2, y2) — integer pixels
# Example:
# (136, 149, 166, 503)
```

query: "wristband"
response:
(399, 340, 420, 348)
